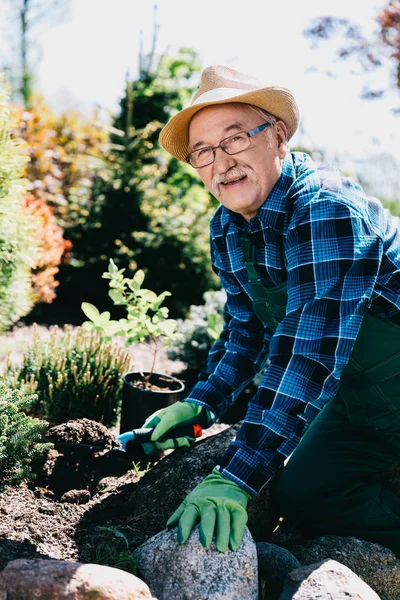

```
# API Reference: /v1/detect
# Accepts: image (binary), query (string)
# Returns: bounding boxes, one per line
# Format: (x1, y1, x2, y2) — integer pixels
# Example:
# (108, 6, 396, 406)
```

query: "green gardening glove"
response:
(141, 401, 212, 455)
(167, 467, 251, 552)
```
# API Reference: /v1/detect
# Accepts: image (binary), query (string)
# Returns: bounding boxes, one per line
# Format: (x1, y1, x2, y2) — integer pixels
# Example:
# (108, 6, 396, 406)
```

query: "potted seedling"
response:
(81, 259, 185, 434)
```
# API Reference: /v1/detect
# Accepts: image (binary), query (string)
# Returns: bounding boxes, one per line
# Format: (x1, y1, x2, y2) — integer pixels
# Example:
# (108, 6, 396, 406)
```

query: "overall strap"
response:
(239, 233, 282, 332)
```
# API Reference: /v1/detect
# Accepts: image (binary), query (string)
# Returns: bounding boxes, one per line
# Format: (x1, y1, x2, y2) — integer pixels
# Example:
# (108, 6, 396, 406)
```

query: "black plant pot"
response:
(119, 371, 185, 435)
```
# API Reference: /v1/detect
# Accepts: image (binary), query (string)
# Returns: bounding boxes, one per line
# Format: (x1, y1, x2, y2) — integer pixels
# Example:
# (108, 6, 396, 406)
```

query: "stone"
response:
(0, 558, 155, 600)
(133, 526, 258, 600)
(256, 542, 301, 600)
(278, 559, 380, 600)
(288, 535, 400, 600)
(61, 489, 91, 504)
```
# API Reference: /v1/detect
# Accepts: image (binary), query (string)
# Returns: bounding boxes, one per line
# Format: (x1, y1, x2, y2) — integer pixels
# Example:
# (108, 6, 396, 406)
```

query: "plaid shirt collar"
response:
(218, 152, 315, 236)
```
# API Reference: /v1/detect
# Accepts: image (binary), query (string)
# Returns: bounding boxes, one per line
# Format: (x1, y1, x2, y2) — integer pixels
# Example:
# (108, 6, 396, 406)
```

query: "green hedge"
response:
(0, 76, 39, 331)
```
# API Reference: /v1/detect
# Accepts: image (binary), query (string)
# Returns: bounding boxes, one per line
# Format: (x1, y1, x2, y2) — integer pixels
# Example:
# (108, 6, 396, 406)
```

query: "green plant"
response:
(82, 259, 176, 388)
(0, 76, 41, 332)
(93, 526, 137, 575)
(0, 382, 50, 490)
(167, 290, 226, 371)
(41, 49, 217, 326)
(4, 324, 134, 425)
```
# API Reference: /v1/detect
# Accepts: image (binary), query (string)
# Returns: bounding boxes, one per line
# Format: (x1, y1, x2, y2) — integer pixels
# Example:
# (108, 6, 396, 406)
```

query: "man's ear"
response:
(275, 121, 288, 158)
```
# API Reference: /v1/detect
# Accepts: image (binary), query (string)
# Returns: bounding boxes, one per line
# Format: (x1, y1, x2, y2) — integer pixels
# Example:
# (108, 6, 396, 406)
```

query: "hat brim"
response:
(159, 87, 299, 163)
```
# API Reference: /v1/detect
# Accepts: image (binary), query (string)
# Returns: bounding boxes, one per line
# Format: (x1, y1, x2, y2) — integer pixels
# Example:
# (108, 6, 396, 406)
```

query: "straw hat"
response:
(159, 64, 300, 163)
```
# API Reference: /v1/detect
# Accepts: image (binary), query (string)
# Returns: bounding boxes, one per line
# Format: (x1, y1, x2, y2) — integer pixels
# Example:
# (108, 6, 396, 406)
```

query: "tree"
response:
(304, 1, 400, 107)
(0, 0, 70, 107)
(30, 46, 219, 325)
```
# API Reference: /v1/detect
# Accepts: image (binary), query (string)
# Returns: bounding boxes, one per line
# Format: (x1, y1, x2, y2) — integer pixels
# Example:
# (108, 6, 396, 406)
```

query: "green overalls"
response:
(240, 234, 400, 556)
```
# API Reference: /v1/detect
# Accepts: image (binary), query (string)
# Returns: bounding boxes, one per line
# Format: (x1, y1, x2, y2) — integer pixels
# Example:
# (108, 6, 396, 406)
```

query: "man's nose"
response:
(213, 147, 236, 171)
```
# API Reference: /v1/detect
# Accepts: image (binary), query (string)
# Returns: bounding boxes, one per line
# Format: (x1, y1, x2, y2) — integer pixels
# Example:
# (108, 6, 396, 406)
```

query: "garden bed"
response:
(0, 322, 232, 573)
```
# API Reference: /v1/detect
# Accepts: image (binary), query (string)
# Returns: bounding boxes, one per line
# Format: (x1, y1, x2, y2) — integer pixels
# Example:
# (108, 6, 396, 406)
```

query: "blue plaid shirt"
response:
(184, 151, 400, 496)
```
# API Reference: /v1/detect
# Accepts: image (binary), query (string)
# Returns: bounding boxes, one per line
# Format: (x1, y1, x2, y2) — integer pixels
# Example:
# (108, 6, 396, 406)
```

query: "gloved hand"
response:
(142, 401, 212, 455)
(167, 467, 251, 552)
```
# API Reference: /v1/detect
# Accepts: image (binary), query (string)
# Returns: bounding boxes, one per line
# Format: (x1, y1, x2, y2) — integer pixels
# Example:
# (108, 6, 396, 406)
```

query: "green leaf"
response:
(159, 319, 177, 338)
(109, 258, 119, 275)
(98, 311, 111, 325)
(81, 302, 101, 323)
(133, 270, 145, 289)
(136, 289, 157, 303)
(109, 289, 125, 305)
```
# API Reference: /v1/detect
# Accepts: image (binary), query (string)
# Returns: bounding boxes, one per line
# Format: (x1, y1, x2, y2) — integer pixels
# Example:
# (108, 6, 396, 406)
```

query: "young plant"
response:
(81, 259, 177, 388)
(4, 324, 134, 426)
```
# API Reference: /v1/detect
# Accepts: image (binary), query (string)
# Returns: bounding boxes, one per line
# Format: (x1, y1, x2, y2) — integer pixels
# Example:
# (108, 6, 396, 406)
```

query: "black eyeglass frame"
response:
(186, 122, 272, 168)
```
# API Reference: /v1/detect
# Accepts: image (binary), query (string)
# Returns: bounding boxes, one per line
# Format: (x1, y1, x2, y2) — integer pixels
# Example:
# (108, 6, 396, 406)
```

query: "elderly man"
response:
(120, 65, 400, 556)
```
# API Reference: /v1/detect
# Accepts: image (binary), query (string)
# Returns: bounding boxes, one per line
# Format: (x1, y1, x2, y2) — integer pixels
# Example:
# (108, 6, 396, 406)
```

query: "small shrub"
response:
(0, 383, 50, 490)
(4, 324, 134, 426)
(167, 290, 226, 371)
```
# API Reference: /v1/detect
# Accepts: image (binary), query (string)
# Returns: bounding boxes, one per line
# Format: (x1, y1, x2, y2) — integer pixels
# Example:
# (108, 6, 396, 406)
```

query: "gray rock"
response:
(257, 542, 301, 600)
(133, 526, 258, 600)
(288, 535, 400, 600)
(0, 558, 155, 599)
(278, 559, 380, 600)
(60, 489, 91, 504)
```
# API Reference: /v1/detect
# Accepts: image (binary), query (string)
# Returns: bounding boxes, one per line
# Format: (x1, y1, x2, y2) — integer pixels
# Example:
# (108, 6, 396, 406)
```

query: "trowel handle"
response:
(131, 423, 203, 443)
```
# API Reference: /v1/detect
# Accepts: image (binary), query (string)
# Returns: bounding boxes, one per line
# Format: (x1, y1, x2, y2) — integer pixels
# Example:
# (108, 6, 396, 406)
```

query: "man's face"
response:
(188, 104, 288, 221)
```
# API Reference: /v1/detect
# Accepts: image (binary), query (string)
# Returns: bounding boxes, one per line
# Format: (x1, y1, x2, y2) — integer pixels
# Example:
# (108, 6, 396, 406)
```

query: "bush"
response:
(0, 76, 40, 331)
(24, 193, 72, 304)
(0, 383, 50, 490)
(10, 95, 112, 231)
(9, 97, 111, 315)
(167, 290, 226, 371)
(4, 325, 134, 426)
(44, 51, 218, 324)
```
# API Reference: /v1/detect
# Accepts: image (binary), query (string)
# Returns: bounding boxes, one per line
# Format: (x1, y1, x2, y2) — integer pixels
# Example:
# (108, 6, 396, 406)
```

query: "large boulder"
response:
(284, 535, 400, 600)
(0, 558, 155, 599)
(278, 559, 380, 600)
(133, 526, 258, 600)
(257, 542, 301, 600)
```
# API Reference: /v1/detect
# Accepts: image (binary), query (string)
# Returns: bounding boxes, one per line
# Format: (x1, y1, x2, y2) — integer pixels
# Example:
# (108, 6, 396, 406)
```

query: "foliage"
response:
(303, 1, 400, 104)
(4, 324, 134, 426)
(24, 193, 71, 303)
(0, 76, 41, 332)
(0, 382, 50, 490)
(8, 95, 112, 314)
(45, 48, 218, 324)
(167, 290, 226, 371)
(82, 259, 176, 383)
(10, 95, 112, 230)
(93, 526, 137, 575)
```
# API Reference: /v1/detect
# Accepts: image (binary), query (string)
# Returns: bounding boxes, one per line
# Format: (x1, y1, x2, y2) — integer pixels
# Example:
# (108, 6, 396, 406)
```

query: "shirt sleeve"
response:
(182, 238, 271, 419)
(220, 194, 383, 496)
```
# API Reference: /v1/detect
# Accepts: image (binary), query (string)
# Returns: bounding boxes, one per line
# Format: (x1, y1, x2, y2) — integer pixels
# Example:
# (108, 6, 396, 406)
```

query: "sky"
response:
(2, 0, 400, 184)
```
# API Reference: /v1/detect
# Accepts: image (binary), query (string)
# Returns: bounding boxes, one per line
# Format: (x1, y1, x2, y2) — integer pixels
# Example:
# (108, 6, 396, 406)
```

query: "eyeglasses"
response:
(186, 122, 272, 168)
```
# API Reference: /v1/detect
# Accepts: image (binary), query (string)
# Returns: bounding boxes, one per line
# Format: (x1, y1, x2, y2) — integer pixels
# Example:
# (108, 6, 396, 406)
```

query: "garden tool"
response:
(52, 423, 203, 471)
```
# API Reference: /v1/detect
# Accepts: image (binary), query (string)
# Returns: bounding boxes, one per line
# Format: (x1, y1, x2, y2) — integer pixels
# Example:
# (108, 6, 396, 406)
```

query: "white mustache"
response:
(211, 167, 252, 196)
